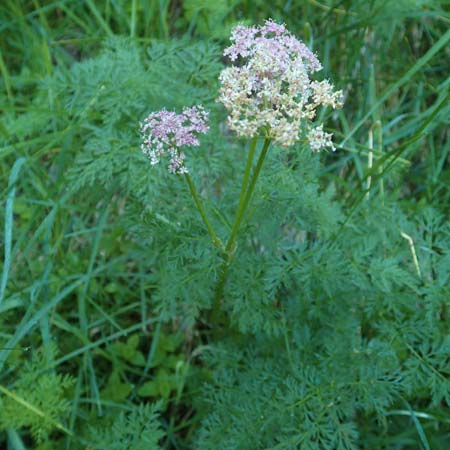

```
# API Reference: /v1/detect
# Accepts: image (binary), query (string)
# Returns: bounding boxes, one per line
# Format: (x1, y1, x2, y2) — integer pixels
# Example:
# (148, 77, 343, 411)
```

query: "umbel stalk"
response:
(210, 137, 271, 327)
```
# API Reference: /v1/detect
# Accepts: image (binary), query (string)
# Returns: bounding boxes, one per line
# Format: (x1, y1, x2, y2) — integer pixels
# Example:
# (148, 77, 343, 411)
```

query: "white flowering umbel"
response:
(218, 19, 343, 151)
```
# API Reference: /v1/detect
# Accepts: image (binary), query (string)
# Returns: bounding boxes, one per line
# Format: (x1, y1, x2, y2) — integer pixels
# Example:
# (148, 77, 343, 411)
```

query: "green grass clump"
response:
(1, 1, 450, 449)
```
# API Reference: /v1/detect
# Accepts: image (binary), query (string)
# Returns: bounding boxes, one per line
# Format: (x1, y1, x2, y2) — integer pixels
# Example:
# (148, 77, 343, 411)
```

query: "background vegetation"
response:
(0, 0, 449, 449)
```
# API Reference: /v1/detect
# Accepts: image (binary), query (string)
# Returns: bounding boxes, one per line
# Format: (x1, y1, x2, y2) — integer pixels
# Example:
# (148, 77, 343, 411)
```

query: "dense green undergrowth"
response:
(1, 1, 450, 449)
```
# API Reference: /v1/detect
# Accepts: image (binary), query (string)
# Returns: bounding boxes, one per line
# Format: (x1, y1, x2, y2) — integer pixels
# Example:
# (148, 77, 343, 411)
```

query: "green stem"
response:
(210, 138, 271, 327)
(225, 136, 258, 253)
(0, 384, 73, 436)
(185, 173, 223, 249)
(227, 138, 271, 250)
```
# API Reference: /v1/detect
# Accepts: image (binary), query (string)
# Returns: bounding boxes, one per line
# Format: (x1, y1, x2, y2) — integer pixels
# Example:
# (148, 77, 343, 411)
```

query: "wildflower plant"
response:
(2, 4, 450, 449)
(140, 19, 343, 325)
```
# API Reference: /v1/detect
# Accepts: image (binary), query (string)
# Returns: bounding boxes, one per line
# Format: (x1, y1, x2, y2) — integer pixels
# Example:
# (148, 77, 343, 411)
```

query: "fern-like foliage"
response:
(0, 347, 73, 443)
(60, 37, 222, 195)
(193, 202, 450, 449)
(88, 403, 164, 450)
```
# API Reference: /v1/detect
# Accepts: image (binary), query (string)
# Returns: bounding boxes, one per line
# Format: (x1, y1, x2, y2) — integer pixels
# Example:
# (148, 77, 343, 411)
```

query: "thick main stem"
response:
(226, 136, 258, 251)
(211, 138, 271, 327)
(227, 138, 271, 249)
(185, 173, 223, 249)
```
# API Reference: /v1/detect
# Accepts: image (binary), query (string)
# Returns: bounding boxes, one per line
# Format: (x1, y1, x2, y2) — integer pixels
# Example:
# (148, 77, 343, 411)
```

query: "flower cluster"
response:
(218, 19, 343, 150)
(307, 124, 335, 153)
(140, 106, 209, 174)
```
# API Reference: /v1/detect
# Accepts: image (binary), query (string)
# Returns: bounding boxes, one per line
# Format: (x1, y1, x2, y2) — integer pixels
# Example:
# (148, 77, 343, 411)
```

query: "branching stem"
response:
(211, 137, 271, 327)
(185, 173, 223, 249)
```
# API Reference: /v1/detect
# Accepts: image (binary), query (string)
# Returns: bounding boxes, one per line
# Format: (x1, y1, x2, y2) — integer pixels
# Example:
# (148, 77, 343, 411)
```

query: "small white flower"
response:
(307, 125, 336, 152)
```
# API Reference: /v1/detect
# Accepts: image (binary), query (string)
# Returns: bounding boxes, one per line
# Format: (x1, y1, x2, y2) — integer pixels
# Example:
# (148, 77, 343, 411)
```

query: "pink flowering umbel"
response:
(140, 106, 209, 174)
(218, 19, 343, 151)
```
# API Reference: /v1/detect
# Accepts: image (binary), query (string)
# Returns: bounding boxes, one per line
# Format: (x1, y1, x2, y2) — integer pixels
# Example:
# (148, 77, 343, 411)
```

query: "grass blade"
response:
(339, 28, 450, 147)
(1, 158, 26, 306)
